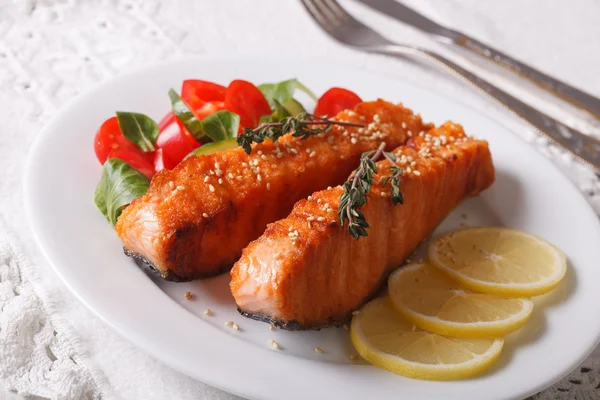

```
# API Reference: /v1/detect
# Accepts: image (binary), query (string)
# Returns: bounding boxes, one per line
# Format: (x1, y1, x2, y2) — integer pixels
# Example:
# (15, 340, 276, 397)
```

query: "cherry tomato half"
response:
(314, 88, 362, 118)
(94, 116, 141, 164)
(224, 80, 272, 128)
(181, 80, 227, 103)
(156, 112, 200, 170)
(181, 80, 227, 119)
(106, 146, 156, 178)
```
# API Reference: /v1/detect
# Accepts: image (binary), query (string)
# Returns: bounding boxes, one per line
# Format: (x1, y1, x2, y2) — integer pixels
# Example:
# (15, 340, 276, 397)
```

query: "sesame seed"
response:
(257, 174, 262, 182)
(272, 341, 280, 349)
(171, 190, 178, 196)
(204, 176, 210, 183)
(202, 213, 209, 218)
(215, 170, 223, 177)
(228, 173, 234, 179)
(236, 175, 242, 181)
(317, 199, 322, 204)
(401, 122, 407, 129)
(214, 162, 220, 169)
(267, 183, 271, 190)
(413, 170, 421, 176)
(307, 196, 313, 200)
(209, 184, 215, 192)
(290, 148, 298, 154)
(317, 217, 325, 222)
(242, 162, 248, 167)
(257, 150, 263, 155)
(232, 323, 240, 331)
(209, 170, 215, 175)
(350, 138, 358, 144)
(309, 151, 316, 158)
(269, 324, 275, 331)
(261, 154, 267, 160)
(359, 115, 366, 121)
(307, 216, 315, 221)
(308, 221, 312, 229)
(185, 292, 192, 300)
(225, 321, 233, 327)
(327, 186, 332, 190)
(169, 181, 174, 188)
(204, 309, 212, 316)
(314, 347, 324, 354)
(218, 178, 223, 184)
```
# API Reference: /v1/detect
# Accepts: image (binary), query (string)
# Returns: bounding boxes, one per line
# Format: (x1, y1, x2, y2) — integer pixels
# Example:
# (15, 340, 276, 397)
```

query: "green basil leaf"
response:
(258, 79, 317, 109)
(115, 112, 159, 152)
(168, 89, 209, 143)
(94, 158, 150, 226)
(200, 110, 240, 142)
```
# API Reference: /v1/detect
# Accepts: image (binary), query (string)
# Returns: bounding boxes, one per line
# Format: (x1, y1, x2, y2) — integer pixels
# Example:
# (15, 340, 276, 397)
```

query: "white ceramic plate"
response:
(24, 56, 600, 400)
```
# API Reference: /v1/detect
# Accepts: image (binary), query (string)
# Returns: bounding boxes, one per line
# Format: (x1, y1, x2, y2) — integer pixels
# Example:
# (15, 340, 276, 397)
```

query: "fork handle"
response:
(453, 35, 600, 119)
(379, 46, 600, 170)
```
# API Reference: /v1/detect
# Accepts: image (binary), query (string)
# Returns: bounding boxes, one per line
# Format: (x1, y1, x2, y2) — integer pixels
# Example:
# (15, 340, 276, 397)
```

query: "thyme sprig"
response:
(338, 143, 404, 239)
(236, 113, 363, 154)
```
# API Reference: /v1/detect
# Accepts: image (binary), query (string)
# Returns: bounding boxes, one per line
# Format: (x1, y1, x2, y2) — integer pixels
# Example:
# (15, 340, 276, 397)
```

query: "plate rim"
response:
(23, 54, 600, 400)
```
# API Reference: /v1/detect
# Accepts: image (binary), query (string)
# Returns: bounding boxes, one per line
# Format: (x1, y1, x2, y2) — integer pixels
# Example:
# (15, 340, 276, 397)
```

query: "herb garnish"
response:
(338, 143, 403, 239)
(236, 113, 363, 154)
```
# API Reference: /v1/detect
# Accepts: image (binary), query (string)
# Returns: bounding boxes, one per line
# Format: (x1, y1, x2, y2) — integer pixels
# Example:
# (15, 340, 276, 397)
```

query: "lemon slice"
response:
(428, 227, 566, 297)
(388, 263, 533, 338)
(350, 297, 504, 380)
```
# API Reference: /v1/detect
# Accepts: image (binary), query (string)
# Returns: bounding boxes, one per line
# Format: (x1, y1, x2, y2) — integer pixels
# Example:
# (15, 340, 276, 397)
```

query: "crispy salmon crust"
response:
(115, 100, 431, 281)
(230, 122, 495, 329)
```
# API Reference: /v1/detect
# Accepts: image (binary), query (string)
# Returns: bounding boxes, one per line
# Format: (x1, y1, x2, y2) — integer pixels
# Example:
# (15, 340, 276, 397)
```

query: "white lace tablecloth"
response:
(1, 1, 600, 399)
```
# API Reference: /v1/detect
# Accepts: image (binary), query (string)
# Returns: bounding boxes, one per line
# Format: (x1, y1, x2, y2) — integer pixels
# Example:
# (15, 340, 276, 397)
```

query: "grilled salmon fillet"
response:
(230, 122, 495, 329)
(115, 100, 431, 281)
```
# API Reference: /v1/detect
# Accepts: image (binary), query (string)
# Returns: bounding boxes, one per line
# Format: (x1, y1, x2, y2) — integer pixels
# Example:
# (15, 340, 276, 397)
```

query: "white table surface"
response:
(1, 0, 600, 399)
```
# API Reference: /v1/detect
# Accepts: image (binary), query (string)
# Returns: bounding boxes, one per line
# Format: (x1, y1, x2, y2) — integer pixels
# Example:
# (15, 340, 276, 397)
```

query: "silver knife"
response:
(357, 0, 600, 120)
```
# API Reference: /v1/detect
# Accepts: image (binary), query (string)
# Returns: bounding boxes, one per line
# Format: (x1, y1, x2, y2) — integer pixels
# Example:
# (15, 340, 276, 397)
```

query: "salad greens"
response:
(198, 110, 240, 142)
(116, 111, 159, 152)
(258, 79, 317, 108)
(94, 158, 150, 226)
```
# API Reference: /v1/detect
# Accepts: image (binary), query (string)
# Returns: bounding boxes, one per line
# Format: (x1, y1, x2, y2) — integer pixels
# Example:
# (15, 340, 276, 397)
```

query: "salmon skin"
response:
(115, 100, 431, 281)
(230, 122, 495, 330)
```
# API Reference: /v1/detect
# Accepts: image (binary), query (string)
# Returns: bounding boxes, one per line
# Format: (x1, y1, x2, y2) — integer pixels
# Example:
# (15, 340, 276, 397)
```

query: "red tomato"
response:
(194, 101, 224, 120)
(224, 80, 272, 128)
(181, 80, 227, 119)
(153, 148, 166, 173)
(314, 88, 362, 118)
(181, 80, 227, 103)
(156, 112, 200, 169)
(94, 116, 140, 164)
(107, 146, 156, 178)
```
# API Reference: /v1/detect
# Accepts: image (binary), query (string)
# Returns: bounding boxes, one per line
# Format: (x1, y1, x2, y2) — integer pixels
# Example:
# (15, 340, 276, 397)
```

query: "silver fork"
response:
(301, 0, 600, 171)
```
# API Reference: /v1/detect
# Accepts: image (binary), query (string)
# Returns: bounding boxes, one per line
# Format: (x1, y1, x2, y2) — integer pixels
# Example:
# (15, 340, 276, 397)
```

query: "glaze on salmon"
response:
(230, 122, 495, 329)
(116, 100, 431, 281)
